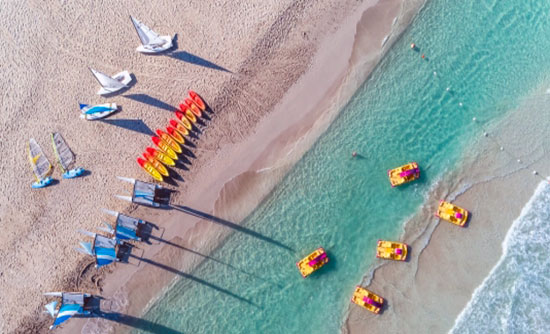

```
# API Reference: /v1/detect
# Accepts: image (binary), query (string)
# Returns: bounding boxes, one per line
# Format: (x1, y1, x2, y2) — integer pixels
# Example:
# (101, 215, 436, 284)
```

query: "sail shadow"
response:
(169, 51, 232, 73)
(97, 311, 184, 334)
(123, 93, 176, 112)
(98, 119, 154, 136)
(170, 205, 293, 252)
(129, 254, 259, 307)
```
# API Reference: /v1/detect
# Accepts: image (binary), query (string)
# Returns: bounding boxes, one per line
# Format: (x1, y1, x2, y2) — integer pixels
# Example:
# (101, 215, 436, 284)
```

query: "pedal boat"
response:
(351, 286, 384, 314)
(388, 162, 420, 187)
(436, 200, 469, 226)
(296, 247, 328, 278)
(376, 240, 408, 261)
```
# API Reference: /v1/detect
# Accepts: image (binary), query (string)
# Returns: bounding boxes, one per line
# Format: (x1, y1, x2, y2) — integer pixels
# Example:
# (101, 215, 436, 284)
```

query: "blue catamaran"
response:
(115, 176, 172, 208)
(43, 292, 92, 329)
(99, 209, 146, 242)
(75, 231, 119, 268)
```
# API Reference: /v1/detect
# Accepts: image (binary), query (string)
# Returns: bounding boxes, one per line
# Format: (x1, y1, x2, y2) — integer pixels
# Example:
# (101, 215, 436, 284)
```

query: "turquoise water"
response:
(137, 1, 550, 333)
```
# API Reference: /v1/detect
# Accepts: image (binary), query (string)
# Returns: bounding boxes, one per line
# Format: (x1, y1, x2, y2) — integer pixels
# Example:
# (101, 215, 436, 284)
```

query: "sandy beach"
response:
(0, 0, 427, 333)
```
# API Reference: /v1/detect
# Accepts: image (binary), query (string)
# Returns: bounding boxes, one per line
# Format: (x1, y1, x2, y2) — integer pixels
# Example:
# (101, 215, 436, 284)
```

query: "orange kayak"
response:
(137, 157, 163, 182)
(174, 112, 193, 129)
(145, 147, 175, 166)
(143, 152, 169, 177)
(151, 136, 178, 160)
(169, 119, 190, 136)
(166, 125, 185, 145)
(189, 90, 206, 111)
(156, 129, 182, 154)
(179, 103, 198, 122)
(184, 98, 202, 117)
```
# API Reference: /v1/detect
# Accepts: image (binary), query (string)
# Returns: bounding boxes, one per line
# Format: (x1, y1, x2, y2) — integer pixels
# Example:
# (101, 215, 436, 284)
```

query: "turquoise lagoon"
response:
(137, 0, 550, 333)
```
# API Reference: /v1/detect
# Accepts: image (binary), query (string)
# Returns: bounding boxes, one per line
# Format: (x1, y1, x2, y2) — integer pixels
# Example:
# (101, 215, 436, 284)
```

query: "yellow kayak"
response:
(137, 157, 163, 182)
(143, 152, 169, 177)
(156, 129, 182, 154)
(178, 104, 197, 123)
(145, 147, 175, 166)
(376, 240, 408, 261)
(166, 126, 185, 145)
(152, 136, 178, 160)
(170, 119, 189, 136)
(175, 112, 193, 130)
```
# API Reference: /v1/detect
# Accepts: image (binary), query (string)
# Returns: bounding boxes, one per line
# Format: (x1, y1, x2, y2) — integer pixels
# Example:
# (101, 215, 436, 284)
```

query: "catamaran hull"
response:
(63, 167, 85, 179)
(136, 35, 173, 53)
(96, 71, 132, 95)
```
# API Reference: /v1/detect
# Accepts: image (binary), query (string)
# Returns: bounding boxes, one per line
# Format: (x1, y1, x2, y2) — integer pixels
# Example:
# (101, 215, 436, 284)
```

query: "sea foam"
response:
(450, 182, 550, 334)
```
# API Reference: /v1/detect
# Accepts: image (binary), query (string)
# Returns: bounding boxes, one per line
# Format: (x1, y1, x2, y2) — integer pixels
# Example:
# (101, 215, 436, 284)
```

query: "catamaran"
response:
(79, 102, 118, 120)
(89, 67, 132, 95)
(115, 176, 172, 208)
(28, 138, 53, 189)
(75, 231, 119, 268)
(99, 209, 146, 242)
(44, 292, 93, 329)
(130, 16, 173, 53)
(51, 132, 85, 179)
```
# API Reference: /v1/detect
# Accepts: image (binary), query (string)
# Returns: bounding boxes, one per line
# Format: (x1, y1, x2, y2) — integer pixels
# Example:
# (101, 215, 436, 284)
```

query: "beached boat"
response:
(387, 162, 420, 187)
(172, 115, 192, 131)
(436, 200, 469, 226)
(166, 125, 185, 144)
(169, 119, 190, 136)
(90, 67, 132, 95)
(145, 147, 176, 166)
(130, 16, 173, 54)
(115, 176, 172, 208)
(51, 132, 85, 179)
(152, 136, 178, 160)
(351, 286, 384, 314)
(143, 152, 170, 177)
(296, 247, 329, 278)
(100, 209, 146, 241)
(44, 292, 93, 330)
(189, 90, 206, 111)
(79, 103, 118, 120)
(28, 138, 53, 189)
(184, 98, 202, 117)
(156, 129, 182, 153)
(75, 231, 119, 268)
(376, 240, 408, 261)
(137, 157, 164, 182)
(176, 109, 197, 125)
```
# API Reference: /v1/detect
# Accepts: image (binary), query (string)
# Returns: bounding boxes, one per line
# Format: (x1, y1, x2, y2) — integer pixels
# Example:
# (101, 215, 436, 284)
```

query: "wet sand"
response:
(0, 0, 426, 333)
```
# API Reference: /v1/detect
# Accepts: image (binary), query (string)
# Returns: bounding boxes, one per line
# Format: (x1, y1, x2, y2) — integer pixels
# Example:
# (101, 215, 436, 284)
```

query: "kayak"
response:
(178, 103, 197, 123)
(184, 98, 202, 117)
(151, 136, 178, 160)
(174, 113, 193, 130)
(156, 129, 182, 153)
(145, 147, 175, 166)
(143, 152, 169, 177)
(189, 90, 206, 111)
(169, 119, 190, 136)
(137, 157, 163, 182)
(166, 126, 185, 144)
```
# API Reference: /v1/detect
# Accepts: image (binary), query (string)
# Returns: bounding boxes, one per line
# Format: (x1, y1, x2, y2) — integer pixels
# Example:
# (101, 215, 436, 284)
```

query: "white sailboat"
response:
(89, 67, 132, 95)
(130, 16, 173, 54)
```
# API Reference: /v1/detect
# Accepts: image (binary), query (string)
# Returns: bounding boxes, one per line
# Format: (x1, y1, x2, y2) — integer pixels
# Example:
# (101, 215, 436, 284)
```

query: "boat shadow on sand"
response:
(123, 93, 176, 112)
(98, 118, 154, 136)
(93, 309, 185, 334)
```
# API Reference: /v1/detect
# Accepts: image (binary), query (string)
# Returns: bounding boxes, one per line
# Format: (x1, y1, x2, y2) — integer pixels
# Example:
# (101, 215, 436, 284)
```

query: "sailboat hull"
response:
(136, 35, 173, 54)
(31, 176, 53, 189)
(96, 71, 132, 95)
(79, 103, 118, 120)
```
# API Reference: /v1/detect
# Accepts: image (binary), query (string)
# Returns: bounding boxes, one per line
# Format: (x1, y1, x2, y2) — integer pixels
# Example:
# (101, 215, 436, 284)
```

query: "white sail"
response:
(90, 68, 126, 90)
(130, 16, 165, 47)
(28, 138, 52, 181)
(51, 132, 75, 172)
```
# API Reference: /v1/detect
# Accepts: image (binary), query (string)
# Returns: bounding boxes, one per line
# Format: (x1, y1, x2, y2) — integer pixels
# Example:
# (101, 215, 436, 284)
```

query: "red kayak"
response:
(189, 90, 206, 111)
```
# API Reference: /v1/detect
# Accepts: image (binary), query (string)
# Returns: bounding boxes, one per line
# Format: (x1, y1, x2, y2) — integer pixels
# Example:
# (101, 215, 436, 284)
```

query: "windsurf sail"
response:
(51, 132, 75, 173)
(89, 68, 126, 90)
(28, 138, 52, 181)
(130, 16, 165, 47)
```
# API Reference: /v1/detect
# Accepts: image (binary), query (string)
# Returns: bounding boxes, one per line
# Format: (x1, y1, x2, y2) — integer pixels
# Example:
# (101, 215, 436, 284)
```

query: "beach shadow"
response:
(98, 119, 154, 136)
(96, 311, 184, 334)
(405, 245, 413, 263)
(100, 74, 138, 98)
(169, 51, 232, 73)
(128, 253, 259, 307)
(123, 93, 176, 112)
(170, 204, 293, 252)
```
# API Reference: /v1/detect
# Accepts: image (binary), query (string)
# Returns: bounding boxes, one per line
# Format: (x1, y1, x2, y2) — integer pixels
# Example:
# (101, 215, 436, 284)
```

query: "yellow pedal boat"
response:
(436, 200, 469, 226)
(296, 247, 328, 278)
(351, 286, 384, 314)
(376, 240, 408, 261)
(388, 162, 420, 187)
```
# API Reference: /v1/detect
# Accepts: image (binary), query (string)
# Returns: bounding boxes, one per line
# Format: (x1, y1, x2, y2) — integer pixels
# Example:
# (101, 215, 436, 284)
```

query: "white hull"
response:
(136, 35, 173, 54)
(96, 71, 132, 95)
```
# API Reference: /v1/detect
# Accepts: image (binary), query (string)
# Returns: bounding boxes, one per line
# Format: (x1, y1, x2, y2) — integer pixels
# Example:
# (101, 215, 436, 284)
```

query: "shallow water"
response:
(137, 1, 550, 333)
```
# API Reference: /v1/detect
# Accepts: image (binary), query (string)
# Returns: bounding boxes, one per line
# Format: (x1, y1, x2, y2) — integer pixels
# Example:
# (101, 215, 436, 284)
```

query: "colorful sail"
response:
(28, 138, 52, 181)
(51, 132, 75, 172)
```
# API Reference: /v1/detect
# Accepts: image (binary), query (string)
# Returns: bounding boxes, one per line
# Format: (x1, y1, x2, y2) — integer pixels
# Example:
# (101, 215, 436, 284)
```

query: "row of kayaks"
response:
(294, 163, 470, 314)
(137, 90, 207, 182)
